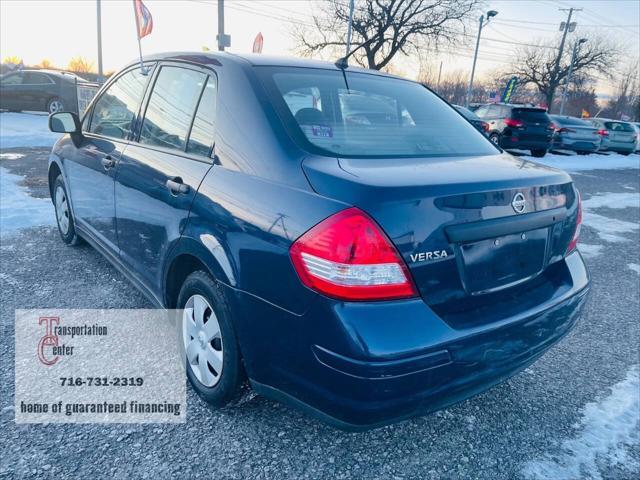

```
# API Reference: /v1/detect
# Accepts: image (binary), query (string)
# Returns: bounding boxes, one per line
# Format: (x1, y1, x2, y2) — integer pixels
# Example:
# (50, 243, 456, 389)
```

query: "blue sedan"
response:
(48, 52, 589, 429)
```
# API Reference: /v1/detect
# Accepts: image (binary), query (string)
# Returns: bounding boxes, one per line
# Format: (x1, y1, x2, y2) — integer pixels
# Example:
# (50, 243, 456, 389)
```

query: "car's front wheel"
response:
(489, 133, 500, 146)
(52, 175, 82, 245)
(178, 271, 245, 407)
(47, 97, 64, 114)
(531, 149, 548, 158)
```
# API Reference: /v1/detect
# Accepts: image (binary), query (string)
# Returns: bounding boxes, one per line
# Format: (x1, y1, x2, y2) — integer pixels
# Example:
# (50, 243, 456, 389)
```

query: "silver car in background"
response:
(588, 118, 637, 155)
(549, 115, 602, 154)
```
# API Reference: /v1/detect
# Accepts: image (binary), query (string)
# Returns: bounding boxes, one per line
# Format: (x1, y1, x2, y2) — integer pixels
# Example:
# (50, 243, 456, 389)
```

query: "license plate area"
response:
(457, 227, 548, 295)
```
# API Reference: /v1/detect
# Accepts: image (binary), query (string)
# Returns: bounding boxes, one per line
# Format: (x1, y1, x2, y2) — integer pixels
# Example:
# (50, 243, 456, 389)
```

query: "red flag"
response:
(134, 0, 153, 39)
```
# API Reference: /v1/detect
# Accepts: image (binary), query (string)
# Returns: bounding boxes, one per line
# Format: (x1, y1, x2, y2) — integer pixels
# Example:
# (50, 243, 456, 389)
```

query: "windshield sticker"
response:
(311, 125, 333, 138)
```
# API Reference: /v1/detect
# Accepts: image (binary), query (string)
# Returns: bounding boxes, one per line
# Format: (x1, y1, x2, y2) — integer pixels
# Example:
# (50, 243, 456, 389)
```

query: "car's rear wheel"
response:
(577, 151, 589, 155)
(531, 149, 547, 158)
(621, 152, 631, 156)
(489, 133, 500, 146)
(47, 97, 64, 114)
(52, 175, 82, 245)
(178, 271, 245, 407)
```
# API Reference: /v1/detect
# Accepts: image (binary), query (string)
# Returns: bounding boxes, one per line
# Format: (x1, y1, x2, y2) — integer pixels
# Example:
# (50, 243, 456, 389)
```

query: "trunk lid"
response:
(303, 153, 579, 326)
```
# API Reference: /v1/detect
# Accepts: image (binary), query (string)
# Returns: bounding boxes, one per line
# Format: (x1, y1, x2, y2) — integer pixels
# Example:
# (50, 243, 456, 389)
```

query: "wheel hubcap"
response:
(55, 186, 70, 234)
(50, 101, 63, 113)
(183, 294, 223, 387)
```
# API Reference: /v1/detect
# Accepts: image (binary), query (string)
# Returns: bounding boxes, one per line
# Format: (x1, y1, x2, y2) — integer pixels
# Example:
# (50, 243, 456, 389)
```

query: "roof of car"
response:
(131, 51, 403, 79)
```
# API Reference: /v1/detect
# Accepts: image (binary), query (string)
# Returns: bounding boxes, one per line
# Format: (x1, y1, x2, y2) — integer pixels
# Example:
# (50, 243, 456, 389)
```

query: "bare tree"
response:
(295, 0, 481, 70)
(67, 56, 95, 74)
(601, 61, 639, 120)
(504, 34, 618, 112)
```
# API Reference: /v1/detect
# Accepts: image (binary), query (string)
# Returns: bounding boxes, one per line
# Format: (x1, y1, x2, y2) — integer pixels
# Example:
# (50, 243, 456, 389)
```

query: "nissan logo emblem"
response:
(512, 193, 526, 214)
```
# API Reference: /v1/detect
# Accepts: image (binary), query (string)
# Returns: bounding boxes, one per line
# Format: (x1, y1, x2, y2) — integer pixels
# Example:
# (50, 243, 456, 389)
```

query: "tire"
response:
(531, 149, 547, 158)
(621, 152, 631, 156)
(47, 97, 64, 114)
(489, 133, 500, 146)
(177, 270, 245, 407)
(52, 175, 82, 245)
(577, 151, 589, 156)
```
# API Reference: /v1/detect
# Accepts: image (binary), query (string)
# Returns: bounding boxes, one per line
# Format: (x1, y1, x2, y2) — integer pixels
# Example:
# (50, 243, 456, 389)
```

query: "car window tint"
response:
(24, 72, 53, 84)
(90, 67, 149, 140)
(2, 73, 23, 85)
(265, 67, 497, 157)
(513, 109, 550, 122)
(186, 75, 217, 157)
(140, 66, 207, 151)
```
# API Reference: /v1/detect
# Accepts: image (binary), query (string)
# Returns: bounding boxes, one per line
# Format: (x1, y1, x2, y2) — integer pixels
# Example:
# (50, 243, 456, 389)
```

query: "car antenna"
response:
(335, 57, 350, 91)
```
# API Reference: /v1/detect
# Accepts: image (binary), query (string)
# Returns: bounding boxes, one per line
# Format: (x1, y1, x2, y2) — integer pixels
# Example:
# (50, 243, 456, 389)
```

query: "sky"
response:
(1, 0, 638, 96)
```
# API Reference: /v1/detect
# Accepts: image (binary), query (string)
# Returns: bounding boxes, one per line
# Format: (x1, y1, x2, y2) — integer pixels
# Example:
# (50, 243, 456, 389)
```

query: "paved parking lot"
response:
(1, 145, 639, 479)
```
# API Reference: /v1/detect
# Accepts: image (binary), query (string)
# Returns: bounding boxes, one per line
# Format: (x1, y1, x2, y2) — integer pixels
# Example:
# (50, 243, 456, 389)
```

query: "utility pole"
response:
(96, 0, 104, 82)
(436, 60, 443, 92)
(345, 0, 354, 58)
(550, 7, 581, 112)
(466, 10, 498, 107)
(217, 0, 230, 51)
(560, 38, 587, 115)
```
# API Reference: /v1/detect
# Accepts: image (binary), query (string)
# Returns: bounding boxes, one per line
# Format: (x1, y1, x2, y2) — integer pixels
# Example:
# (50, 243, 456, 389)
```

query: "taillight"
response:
(504, 118, 524, 128)
(567, 191, 582, 254)
(289, 208, 417, 301)
(548, 123, 557, 131)
(597, 129, 609, 137)
(481, 121, 489, 132)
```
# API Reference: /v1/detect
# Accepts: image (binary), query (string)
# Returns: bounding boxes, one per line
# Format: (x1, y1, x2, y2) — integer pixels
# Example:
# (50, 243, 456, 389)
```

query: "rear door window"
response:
(23, 72, 54, 84)
(89, 66, 151, 140)
(261, 67, 497, 158)
(140, 66, 207, 151)
(2, 73, 23, 85)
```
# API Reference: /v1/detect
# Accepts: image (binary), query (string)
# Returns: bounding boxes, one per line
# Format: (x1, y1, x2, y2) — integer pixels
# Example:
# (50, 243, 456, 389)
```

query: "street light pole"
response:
(345, 0, 354, 58)
(466, 10, 497, 108)
(96, 0, 104, 82)
(560, 38, 587, 115)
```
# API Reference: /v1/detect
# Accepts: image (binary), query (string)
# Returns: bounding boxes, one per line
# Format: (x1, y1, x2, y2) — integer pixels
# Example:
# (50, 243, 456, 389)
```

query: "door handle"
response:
(101, 155, 116, 169)
(166, 178, 190, 195)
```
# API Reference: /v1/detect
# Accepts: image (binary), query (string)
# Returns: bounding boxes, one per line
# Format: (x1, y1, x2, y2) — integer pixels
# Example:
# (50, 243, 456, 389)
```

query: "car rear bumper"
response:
(234, 251, 590, 430)
(601, 142, 635, 153)
(500, 135, 552, 150)
(552, 138, 600, 152)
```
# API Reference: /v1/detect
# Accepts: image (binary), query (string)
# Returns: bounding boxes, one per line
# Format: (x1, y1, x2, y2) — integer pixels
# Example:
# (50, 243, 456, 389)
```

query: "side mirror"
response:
(49, 112, 81, 134)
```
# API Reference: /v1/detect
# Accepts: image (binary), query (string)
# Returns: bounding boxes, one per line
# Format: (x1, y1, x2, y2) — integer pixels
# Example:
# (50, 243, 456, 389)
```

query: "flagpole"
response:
(132, 0, 145, 73)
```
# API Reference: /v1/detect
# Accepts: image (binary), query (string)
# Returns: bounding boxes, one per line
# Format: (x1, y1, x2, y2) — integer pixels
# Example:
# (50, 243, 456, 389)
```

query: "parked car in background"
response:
(453, 104, 489, 135)
(588, 118, 637, 155)
(632, 122, 640, 152)
(549, 115, 602, 154)
(47, 52, 588, 429)
(0, 69, 93, 114)
(474, 103, 554, 157)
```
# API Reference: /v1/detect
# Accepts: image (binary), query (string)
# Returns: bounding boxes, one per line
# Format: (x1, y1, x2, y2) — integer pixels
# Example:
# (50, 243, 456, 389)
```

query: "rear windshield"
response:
(512, 108, 550, 122)
(258, 67, 498, 158)
(604, 121, 634, 132)
(551, 116, 592, 127)
(454, 105, 481, 121)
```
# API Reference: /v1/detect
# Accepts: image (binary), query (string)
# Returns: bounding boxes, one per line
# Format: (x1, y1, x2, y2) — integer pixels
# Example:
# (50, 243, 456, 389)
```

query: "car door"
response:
(0, 72, 24, 110)
(115, 63, 216, 296)
(21, 72, 56, 111)
(64, 64, 154, 254)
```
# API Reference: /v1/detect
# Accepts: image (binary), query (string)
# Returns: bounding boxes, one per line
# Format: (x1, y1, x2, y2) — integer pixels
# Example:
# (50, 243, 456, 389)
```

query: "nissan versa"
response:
(47, 52, 590, 430)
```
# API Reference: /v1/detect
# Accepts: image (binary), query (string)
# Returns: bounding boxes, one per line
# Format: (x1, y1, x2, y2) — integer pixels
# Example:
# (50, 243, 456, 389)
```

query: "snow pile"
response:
(519, 151, 639, 171)
(522, 365, 640, 480)
(0, 167, 55, 236)
(577, 243, 603, 259)
(583, 192, 640, 210)
(628, 263, 640, 274)
(0, 152, 25, 160)
(0, 112, 61, 148)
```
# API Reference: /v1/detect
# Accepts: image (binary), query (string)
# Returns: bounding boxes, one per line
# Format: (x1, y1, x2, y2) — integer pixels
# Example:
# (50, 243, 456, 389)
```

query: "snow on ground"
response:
(522, 365, 640, 480)
(578, 243, 603, 259)
(0, 167, 55, 236)
(0, 112, 61, 148)
(628, 263, 640, 274)
(0, 152, 25, 160)
(517, 150, 640, 172)
(580, 192, 640, 245)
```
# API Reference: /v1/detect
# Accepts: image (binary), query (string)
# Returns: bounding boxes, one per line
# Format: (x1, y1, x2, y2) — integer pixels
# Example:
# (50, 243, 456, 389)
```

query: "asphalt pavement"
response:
(1, 147, 638, 480)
